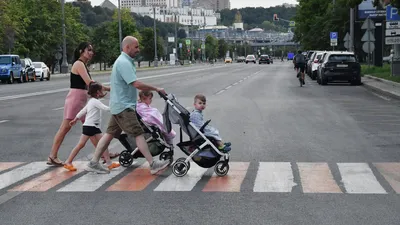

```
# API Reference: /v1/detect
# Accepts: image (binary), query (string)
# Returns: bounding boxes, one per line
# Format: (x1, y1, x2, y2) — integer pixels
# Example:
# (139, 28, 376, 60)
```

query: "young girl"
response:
(136, 90, 176, 145)
(63, 81, 120, 172)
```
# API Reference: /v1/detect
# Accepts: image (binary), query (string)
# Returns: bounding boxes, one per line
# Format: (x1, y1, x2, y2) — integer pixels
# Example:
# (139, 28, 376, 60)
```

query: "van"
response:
(0, 55, 24, 84)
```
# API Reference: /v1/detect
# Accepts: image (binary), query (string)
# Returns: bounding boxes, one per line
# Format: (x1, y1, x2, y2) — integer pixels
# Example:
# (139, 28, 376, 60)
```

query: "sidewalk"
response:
(362, 75, 400, 100)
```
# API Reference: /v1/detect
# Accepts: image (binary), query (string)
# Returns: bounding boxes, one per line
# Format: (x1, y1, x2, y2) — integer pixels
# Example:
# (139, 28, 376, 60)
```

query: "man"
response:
(85, 36, 170, 174)
(293, 50, 306, 85)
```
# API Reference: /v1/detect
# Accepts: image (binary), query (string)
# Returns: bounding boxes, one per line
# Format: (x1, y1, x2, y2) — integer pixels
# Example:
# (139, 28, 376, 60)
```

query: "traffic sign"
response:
(330, 32, 338, 40)
(186, 39, 191, 45)
(387, 21, 400, 29)
(289, 21, 295, 27)
(386, 5, 400, 21)
(179, 43, 182, 48)
(386, 29, 400, 36)
(362, 42, 375, 53)
(343, 32, 350, 42)
(361, 31, 376, 41)
(361, 18, 375, 30)
(201, 44, 205, 49)
(330, 41, 337, 46)
(385, 36, 400, 44)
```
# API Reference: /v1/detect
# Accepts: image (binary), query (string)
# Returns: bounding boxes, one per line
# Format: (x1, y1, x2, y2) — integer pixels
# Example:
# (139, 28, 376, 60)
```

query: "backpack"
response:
(295, 54, 306, 64)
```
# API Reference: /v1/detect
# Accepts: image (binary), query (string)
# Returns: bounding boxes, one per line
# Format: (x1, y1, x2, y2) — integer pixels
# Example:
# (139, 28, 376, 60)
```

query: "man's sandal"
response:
(46, 157, 64, 166)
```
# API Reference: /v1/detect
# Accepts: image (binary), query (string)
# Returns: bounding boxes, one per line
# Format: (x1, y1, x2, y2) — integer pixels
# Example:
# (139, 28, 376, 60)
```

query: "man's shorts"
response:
(296, 63, 305, 73)
(106, 108, 144, 138)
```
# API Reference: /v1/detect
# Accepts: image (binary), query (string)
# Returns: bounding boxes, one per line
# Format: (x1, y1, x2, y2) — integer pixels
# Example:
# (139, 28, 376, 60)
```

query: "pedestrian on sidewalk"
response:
(85, 36, 170, 174)
(63, 81, 120, 171)
(47, 42, 112, 166)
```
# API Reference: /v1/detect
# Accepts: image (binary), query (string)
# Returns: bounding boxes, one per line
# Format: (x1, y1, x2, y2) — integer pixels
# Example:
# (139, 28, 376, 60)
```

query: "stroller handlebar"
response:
(158, 91, 168, 100)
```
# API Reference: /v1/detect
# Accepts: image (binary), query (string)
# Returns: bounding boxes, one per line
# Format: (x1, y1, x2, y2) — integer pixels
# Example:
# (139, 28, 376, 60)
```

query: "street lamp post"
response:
(153, 6, 158, 67)
(118, 0, 122, 51)
(60, 0, 68, 74)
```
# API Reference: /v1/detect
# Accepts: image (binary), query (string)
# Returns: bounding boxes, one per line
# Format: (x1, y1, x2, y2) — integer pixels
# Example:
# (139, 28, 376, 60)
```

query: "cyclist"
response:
(293, 50, 306, 85)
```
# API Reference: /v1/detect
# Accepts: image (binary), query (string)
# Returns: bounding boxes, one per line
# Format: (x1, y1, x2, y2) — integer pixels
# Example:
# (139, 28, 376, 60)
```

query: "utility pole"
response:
(118, 0, 122, 51)
(60, 0, 68, 74)
(174, 12, 178, 63)
(190, 7, 194, 62)
(350, 8, 354, 52)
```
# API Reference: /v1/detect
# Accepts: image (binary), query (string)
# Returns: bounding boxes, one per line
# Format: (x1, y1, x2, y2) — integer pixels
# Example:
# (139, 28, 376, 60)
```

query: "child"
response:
(189, 94, 231, 153)
(63, 81, 120, 172)
(136, 90, 176, 145)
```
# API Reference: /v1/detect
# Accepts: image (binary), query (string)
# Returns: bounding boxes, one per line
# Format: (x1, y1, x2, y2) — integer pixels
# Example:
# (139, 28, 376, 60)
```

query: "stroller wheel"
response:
(119, 150, 133, 167)
(175, 157, 190, 171)
(172, 158, 189, 177)
(159, 152, 172, 161)
(214, 161, 229, 177)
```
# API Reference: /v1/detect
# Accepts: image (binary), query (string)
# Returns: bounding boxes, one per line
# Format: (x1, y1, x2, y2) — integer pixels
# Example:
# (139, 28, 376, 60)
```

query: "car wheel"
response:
(40, 73, 44, 81)
(46, 72, 51, 81)
(8, 73, 14, 84)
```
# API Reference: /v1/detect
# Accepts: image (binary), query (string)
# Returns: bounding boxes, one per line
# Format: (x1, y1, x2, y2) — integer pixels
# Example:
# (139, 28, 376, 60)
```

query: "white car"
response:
(33, 62, 50, 81)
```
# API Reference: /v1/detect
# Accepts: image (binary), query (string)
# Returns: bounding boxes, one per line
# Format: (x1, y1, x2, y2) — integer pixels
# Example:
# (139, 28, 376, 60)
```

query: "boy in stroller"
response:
(190, 94, 231, 153)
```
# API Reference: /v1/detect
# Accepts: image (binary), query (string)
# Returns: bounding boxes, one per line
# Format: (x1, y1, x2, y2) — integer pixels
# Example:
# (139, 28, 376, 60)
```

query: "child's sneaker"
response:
(224, 142, 231, 147)
(85, 161, 110, 174)
(218, 145, 231, 153)
(150, 159, 169, 175)
(108, 162, 120, 170)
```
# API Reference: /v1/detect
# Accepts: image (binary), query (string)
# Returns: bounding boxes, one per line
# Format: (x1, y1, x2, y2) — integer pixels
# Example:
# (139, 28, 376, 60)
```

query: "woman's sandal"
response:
(46, 157, 64, 166)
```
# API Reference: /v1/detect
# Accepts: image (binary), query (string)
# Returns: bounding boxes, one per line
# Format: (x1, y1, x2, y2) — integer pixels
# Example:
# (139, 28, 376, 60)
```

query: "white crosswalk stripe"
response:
(0, 161, 398, 194)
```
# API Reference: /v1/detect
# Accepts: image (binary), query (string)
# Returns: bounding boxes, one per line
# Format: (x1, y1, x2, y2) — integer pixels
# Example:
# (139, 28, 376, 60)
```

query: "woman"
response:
(47, 42, 110, 166)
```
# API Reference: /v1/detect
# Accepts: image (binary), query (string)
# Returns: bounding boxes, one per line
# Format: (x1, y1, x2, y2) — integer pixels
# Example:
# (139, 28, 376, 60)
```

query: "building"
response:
(121, 0, 181, 8)
(99, 0, 117, 10)
(192, 0, 230, 11)
(130, 6, 217, 26)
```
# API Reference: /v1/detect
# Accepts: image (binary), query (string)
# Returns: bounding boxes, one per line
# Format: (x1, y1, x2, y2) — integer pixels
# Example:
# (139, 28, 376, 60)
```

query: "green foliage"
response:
(219, 5, 296, 31)
(218, 39, 229, 58)
(139, 28, 164, 62)
(205, 35, 218, 60)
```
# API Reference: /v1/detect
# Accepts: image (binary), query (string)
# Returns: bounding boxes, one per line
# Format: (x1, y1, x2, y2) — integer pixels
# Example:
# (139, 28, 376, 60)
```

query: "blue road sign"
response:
(330, 32, 338, 40)
(386, 5, 400, 21)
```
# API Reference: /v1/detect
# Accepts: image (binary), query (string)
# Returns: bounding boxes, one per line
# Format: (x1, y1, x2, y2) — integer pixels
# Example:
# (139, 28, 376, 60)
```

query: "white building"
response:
(121, 0, 181, 8)
(130, 6, 217, 26)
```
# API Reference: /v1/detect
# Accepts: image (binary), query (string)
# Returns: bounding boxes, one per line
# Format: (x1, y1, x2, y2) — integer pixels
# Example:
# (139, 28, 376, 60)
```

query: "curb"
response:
(362, 76, 400, 100)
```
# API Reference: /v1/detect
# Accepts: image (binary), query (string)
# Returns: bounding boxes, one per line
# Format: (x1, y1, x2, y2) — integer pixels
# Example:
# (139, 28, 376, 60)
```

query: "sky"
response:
(83, 0, 298, 9)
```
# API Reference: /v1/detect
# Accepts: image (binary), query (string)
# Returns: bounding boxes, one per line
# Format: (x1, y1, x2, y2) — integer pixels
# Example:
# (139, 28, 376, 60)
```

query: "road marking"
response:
(337, 163, 386, 194)
(56, 164, 128, 192)
(0, 162, 49, 190)
(0, 120, 9, 124)
(298, 162, 341, 193)
(232, 82, 238, 86)
(253, 162, 296, 192)
(215, 90, 225, 95)
(225, 85, 232, 90)
(9, 161, 87, 192)
(0, 66, 224, 102)
(106, 162, 159, 191)
(52, 107, 64, 111)
(373, 163, 400, 194)
(0, 162, 23, 172)
(154, 163, 208, 191)
(203, 162, 249, 192)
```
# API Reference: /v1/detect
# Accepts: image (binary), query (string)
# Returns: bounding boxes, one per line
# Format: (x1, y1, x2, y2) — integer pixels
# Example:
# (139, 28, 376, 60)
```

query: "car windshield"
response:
(33, 63, 42, 68)
(329, 54, 356, 62)
(0, 56, 11, 64)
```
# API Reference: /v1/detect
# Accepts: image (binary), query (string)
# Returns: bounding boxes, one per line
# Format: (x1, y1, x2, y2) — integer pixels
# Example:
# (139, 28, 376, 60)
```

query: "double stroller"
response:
(117, 92, 230, 177)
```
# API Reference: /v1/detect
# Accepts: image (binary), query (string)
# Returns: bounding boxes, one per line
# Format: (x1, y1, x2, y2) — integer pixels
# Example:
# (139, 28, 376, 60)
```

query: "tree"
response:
(205, 35, 218, 60)
(140, 28, 164, 66)
(218, 39, 229, 58)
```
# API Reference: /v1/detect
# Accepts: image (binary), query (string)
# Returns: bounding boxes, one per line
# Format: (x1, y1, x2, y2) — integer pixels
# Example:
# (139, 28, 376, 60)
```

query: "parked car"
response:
(317, 51, 361, 85)
(0, 54, 24, 84)
(245, 55, 256, 64)
(33, 62, 50, 81)
(224, 57, 232, 63)
(237, 56, 245, 63)
(259, 55, 270, 64)
(310, 52, 326, 80)
(21, 58, 36, 82)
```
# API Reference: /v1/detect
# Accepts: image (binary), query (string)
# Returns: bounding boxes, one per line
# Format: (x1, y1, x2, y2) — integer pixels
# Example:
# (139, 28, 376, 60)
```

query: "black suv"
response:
(259, 55, 270, 64)
(317, 52, 361, 85)
(21, 58, 36, 82)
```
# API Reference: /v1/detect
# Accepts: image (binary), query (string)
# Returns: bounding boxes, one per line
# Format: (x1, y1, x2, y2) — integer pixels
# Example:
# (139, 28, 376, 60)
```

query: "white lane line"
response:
(338, 163, 387, 194)
(154, 163, 208, 191)
(0, 66, 224, 102)
(216, 90, 225, 95)
(225, 85, 232, 90)
(57, 164, 129, 192)
(232, 82, 238, 86)
(238, 80, 243, 83)
(0, 162, 49, 190)
(0, 120, 9, 124)
(52, 107, 64, 111)
(253, 162, 297, 192)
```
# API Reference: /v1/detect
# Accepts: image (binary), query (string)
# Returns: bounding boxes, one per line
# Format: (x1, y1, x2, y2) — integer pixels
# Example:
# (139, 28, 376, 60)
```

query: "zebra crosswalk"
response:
(1, 161, 400, 194)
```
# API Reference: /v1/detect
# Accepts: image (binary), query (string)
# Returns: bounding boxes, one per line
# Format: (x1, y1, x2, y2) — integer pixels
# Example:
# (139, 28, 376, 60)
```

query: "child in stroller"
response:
(160, 92, 230, 177)
(117, 91, 175, 167)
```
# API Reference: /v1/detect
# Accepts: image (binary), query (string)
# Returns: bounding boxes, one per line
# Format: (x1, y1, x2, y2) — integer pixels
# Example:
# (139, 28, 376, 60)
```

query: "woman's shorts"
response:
(63, 88, 88, 122)
(82, 126, 102, 137)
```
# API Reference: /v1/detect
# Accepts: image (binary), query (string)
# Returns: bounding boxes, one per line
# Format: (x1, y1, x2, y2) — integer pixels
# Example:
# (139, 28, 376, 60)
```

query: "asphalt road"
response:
(0, 61, 399, 225)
